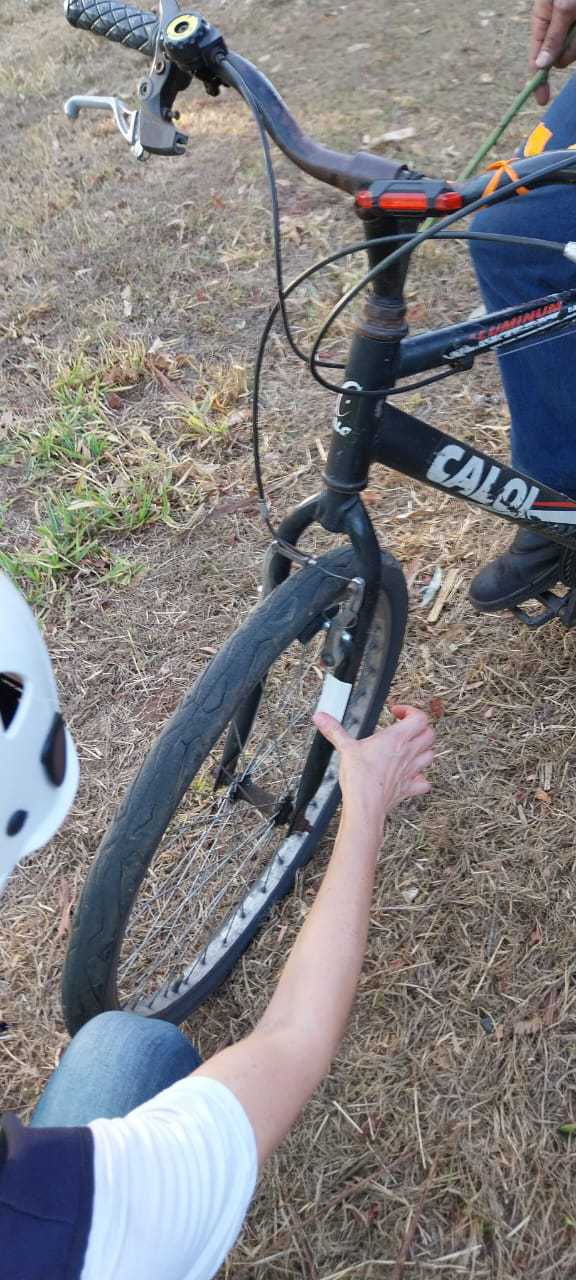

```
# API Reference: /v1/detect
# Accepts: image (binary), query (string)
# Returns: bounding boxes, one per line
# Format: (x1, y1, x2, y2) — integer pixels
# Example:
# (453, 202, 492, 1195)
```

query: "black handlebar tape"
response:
(65, 0, 159, 56)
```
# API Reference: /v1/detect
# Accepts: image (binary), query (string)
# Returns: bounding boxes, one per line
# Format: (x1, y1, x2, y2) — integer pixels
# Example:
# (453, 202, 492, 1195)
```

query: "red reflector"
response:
(378, 192, 428, 212)
(434, 191, 463, 212)
(355, 189, 374, 209)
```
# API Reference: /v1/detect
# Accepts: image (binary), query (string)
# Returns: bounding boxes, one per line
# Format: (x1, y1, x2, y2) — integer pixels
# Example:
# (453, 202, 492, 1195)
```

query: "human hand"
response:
(531, 0, 576, 105)
(313, 704, 435, 832)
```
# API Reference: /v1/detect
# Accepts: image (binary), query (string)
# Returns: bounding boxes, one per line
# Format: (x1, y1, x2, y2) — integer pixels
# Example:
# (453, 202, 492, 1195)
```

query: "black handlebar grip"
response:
(65, 0, 159, 56)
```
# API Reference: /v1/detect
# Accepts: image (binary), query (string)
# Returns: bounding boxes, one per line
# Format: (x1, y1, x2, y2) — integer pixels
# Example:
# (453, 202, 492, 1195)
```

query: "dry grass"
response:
(3, 0, 576, 1275)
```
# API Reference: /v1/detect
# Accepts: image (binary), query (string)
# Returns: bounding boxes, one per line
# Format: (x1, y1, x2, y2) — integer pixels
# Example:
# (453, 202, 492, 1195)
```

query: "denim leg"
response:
(469, 74, 576, 496)
(31, 1011, 202, 1128)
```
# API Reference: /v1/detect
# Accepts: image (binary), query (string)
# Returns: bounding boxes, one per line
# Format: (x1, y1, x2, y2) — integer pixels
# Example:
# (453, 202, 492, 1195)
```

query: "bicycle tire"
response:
(62, 546, 408, 1033)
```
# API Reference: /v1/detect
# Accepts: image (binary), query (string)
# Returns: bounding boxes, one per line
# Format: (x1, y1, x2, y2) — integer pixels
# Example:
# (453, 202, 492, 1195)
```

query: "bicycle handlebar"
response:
(64, 0, 406, 192)
(65, 1, 576, 200)
(218, 53, 408, 194)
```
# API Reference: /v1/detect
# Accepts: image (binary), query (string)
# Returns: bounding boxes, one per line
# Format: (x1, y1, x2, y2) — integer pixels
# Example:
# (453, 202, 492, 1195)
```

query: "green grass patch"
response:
(176, 358, 249, 441)
(1, 345, 202, 605)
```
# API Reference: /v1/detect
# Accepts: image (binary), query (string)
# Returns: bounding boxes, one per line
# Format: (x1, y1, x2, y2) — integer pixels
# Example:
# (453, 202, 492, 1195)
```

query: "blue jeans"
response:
(469, 75, 576, 497)
(31, 1012, 202, 1128)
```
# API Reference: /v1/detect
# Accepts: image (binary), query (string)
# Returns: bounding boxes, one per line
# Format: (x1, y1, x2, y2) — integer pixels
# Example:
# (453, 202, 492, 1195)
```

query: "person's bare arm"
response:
(531, 0, 576, 104)
(194, 705, 434, 1164)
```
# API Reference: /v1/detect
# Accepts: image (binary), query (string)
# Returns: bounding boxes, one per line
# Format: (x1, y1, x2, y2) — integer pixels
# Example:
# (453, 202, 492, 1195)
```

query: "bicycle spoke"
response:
(121, 803, 273, 983)
(116, 615, 347, 1005)
(126, 817, 277, 999)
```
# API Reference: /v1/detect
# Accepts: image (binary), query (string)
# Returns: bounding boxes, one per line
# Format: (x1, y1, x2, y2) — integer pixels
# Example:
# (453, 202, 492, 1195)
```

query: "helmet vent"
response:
(0, 674, 23, 731)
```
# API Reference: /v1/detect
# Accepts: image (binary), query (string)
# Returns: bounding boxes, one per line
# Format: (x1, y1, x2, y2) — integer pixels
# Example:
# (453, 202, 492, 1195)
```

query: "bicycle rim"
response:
(114, 577, 396, 1017)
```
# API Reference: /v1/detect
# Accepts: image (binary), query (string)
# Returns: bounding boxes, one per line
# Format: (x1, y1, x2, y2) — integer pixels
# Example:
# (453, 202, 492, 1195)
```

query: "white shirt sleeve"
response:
(81, 1075, 258, 1280)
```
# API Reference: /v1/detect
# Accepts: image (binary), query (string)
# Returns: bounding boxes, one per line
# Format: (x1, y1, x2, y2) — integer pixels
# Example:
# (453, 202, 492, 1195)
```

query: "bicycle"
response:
(60, 0, 576, 1034)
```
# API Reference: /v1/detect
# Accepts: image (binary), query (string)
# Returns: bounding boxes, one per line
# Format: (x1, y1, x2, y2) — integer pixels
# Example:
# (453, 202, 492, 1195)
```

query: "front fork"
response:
(269, 209, 411, 677)
(217, 212, 410, 819)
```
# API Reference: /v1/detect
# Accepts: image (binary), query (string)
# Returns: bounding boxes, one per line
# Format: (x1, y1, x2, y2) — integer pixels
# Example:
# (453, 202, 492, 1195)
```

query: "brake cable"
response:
(222, 71, 575, 562)
(308, 152, 576, 396)
(250, 228, 567, 559)
(220, 58, 309, 367)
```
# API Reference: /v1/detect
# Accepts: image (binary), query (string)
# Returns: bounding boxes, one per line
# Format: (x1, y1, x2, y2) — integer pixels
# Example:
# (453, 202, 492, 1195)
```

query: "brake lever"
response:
(64, 94, 138, 146)
(63, 0, 190, 159)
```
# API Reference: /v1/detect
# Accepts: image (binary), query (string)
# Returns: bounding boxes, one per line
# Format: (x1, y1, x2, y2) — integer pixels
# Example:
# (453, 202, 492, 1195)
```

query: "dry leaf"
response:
(407, 303, 427, 324)
(542, 990, 559, 1025)
(56, 879, 75, 940)
(428, 568, 461, 623)
(513, 1016, 544, 1036)
(103, 362, 139, 387)
(152, 368, 190, 403)
(211, 494, 259, 517)
(535, 787, 552, 805)
(379, 126, 416, 143)
(226, 410, 250, 428)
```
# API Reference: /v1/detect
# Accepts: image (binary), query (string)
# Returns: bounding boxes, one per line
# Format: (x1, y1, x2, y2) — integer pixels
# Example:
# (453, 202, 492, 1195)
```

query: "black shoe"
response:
(469, 528, 562, 613)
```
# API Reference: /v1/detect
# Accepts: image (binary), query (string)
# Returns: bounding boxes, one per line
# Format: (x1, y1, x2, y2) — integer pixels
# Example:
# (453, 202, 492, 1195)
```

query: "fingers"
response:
(534, 1, 575, 67)
(534, 80, 551, 105)
(388, 704, 430, 738)
(531, 0, 554, 67)
(389, 703, 422, 721)
(557, 28, 576, 64)
(407, 774, 432, 797)
(530, 0, 576, 100)
(313, 711, 352, 752)
(388, 703, 411, 720)
(412, 748, 435, 774)
(314, 707, 435, 756)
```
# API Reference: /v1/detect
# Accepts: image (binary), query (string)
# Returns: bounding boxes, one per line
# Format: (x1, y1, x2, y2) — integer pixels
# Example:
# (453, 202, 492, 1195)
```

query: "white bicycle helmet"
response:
(0, 572, 79, 895)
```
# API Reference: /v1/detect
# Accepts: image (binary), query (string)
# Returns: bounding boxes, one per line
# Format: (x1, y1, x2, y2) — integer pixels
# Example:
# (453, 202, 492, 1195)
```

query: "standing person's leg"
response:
(31, 1012, 201, 1127)
(468, 75, 576, 609)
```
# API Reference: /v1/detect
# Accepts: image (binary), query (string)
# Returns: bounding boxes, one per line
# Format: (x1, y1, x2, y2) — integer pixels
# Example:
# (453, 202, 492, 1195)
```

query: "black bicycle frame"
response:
(265, 213, 576, 821)
(376, 288, 576, 542)
(271, 232, 576, 599)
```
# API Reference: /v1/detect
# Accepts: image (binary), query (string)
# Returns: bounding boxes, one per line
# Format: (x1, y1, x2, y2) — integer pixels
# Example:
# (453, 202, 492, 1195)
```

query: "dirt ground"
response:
(4, 0, 576, 1276)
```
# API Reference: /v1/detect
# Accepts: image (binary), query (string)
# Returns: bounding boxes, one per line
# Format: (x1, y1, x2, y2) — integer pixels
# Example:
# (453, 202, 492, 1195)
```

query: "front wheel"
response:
(62, 546, 408, 1034)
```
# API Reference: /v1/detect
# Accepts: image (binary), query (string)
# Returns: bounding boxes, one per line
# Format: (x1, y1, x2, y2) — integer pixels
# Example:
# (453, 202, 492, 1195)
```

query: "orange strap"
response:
(482, 160, 530, 199)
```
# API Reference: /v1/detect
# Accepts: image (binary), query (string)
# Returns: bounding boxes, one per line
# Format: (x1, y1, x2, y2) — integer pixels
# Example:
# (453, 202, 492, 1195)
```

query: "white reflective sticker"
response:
(315, 672, 353, 723)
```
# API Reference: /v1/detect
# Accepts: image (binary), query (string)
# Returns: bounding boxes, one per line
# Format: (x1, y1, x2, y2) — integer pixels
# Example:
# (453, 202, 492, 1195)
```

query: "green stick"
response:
(462, 20, 576, 179)
(460, 67, 552, 180)
(420, 22, 576, 231)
